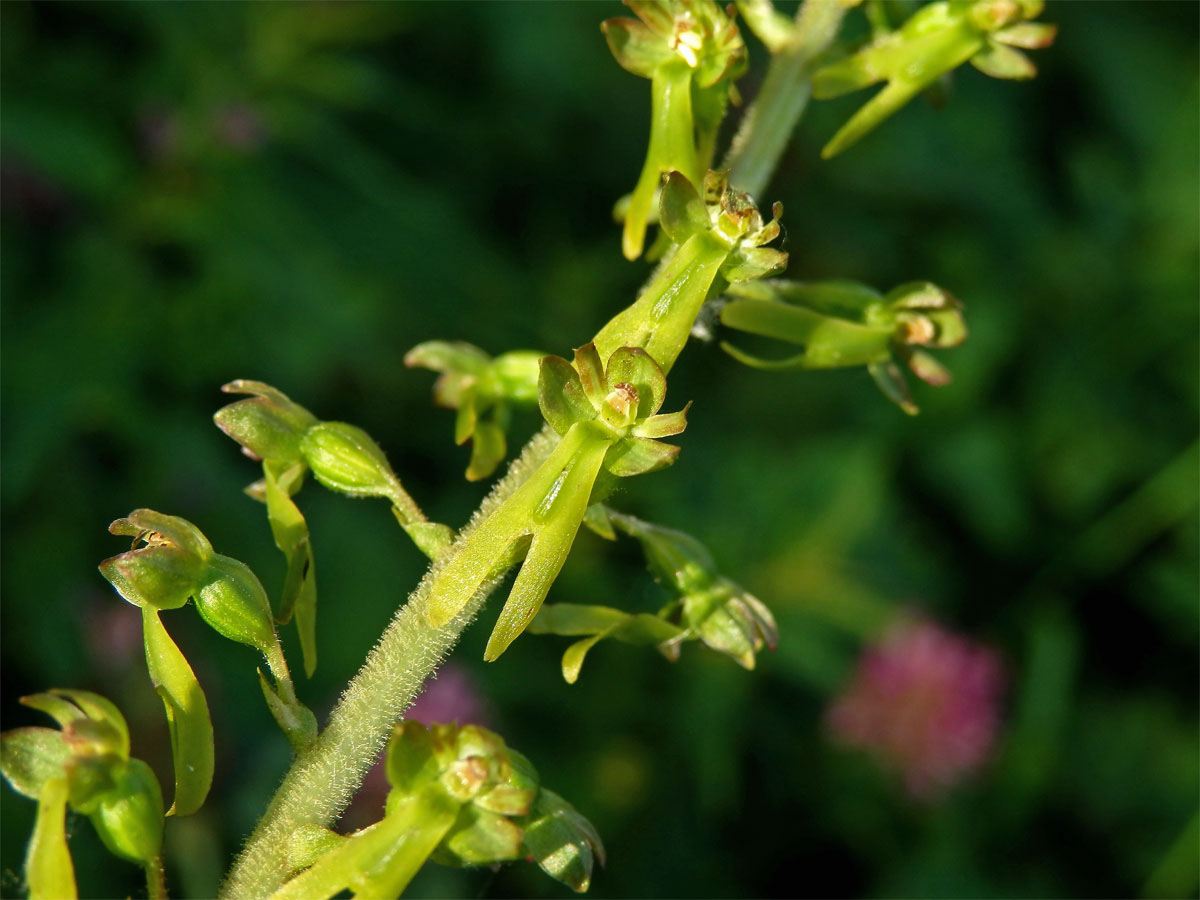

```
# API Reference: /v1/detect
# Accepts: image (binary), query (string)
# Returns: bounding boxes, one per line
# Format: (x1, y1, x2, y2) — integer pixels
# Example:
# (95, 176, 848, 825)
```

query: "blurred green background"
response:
(2, 2, 1196, 898)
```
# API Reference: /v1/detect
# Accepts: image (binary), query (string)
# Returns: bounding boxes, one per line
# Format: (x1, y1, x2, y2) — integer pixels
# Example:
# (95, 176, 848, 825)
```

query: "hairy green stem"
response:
(724, 0, 850, 198)
(145, 855, 167, 900)
(220, 429, 559, 898)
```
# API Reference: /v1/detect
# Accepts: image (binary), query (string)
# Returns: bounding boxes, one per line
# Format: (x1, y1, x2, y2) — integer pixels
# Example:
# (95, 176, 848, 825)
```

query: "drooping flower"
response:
(826, 620, 1004, 798)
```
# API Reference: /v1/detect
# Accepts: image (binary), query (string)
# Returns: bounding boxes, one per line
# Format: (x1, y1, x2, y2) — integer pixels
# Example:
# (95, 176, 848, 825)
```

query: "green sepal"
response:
(992, 21, 1057, 48)
(433, 805, 524, 867)
(386, 721, 441, 795)
(195, 555, 277, 656)
(263, 460, 318, 676)
(405, 342, 491, 408)
(601, 16, 673, 79)
(20, 690, 130, 762)
(970, 41, 1036, 79)
(868, 360, 919, 415)
(87, 758, 164, 866)
(214, 380, 318, 465)
(300, 421, 401, 501)
(582, 504, 617, 541)
(633, 403, 690, 439)
(659, 170, 710, 245)
(142, 607, 214, 816)
(539, 354, 596, 436)
(722, 245, 788, 284)
(603, 436, 680, 477)
(0, 728, 70, 800)
(257, 670, 318, 756)
(520, 788, 605, 893)
(26, 777, 77, 900)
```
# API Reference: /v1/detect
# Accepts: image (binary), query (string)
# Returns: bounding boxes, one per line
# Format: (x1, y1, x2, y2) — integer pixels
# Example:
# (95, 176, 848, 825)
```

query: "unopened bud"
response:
(214, 380, 317, 465)
(300, 422, 400, 500)
(193, 555, 276, 655)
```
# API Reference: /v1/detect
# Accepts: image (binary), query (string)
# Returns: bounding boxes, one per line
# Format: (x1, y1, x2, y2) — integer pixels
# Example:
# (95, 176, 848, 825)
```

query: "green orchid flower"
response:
(813, 0, 1056, 157)
(719, 278, 967, 413)
(405, 341, 543, 481)
(1, 690, 165, 897)
(426, 342, 689, 661)
(275, 722, 602, 899)
(603, 0, 747, 259)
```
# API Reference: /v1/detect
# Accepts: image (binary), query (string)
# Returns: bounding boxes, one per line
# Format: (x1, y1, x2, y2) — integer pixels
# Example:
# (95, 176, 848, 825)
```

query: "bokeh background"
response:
(2, 2, 1196, 898)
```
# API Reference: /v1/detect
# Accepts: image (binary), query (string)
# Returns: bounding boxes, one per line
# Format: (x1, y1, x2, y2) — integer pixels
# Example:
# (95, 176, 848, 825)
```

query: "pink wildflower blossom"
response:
(826, 619, 1005, 798)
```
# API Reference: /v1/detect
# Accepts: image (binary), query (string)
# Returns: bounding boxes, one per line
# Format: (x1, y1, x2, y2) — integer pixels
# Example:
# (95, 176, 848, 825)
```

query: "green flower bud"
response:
(88, 759, 164, 866)
(299, 421, 401, 501)
(406, 341, 544, 481)
(100, 510, 213, 611)
(214, 380, 318, 465)
(193, 555, 277, 654)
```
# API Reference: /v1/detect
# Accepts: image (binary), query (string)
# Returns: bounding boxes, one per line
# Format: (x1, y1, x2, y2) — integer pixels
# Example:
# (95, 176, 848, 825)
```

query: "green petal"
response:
(604, 346, 667, 419)
(466, 420, 506, 482)
(27, 777, 77, 900)
(868, 360, 919, 415)
(633, 402, 690, 439)
(573, 343, 607, 410)
(142, 608, 214, 816)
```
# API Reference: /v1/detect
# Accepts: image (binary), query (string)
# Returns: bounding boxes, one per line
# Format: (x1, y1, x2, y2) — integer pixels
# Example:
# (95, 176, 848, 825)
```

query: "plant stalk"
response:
(220, 429, 558, 898)
(145, 855, 167, 900)
(724, 0, 851, 199)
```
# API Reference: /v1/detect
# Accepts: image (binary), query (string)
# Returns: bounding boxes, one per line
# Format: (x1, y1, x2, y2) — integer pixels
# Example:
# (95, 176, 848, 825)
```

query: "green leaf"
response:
(27, 777, 76, 900)
(264, 460, 319, 675)
(0, 728, 69, 800)
(142, 608, 214, 816)
(521, 788, 605, 893)
(604, 346, 667, 418)
(603, 436, 679, 477)
(539, 355, 595, 435)
(484, 432, 611, 661)
(257, 670, 318, 756)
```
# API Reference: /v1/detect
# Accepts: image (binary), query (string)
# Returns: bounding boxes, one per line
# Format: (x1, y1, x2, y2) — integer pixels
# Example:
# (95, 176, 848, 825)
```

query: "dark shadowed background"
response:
(2, 2, 1197, 898)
